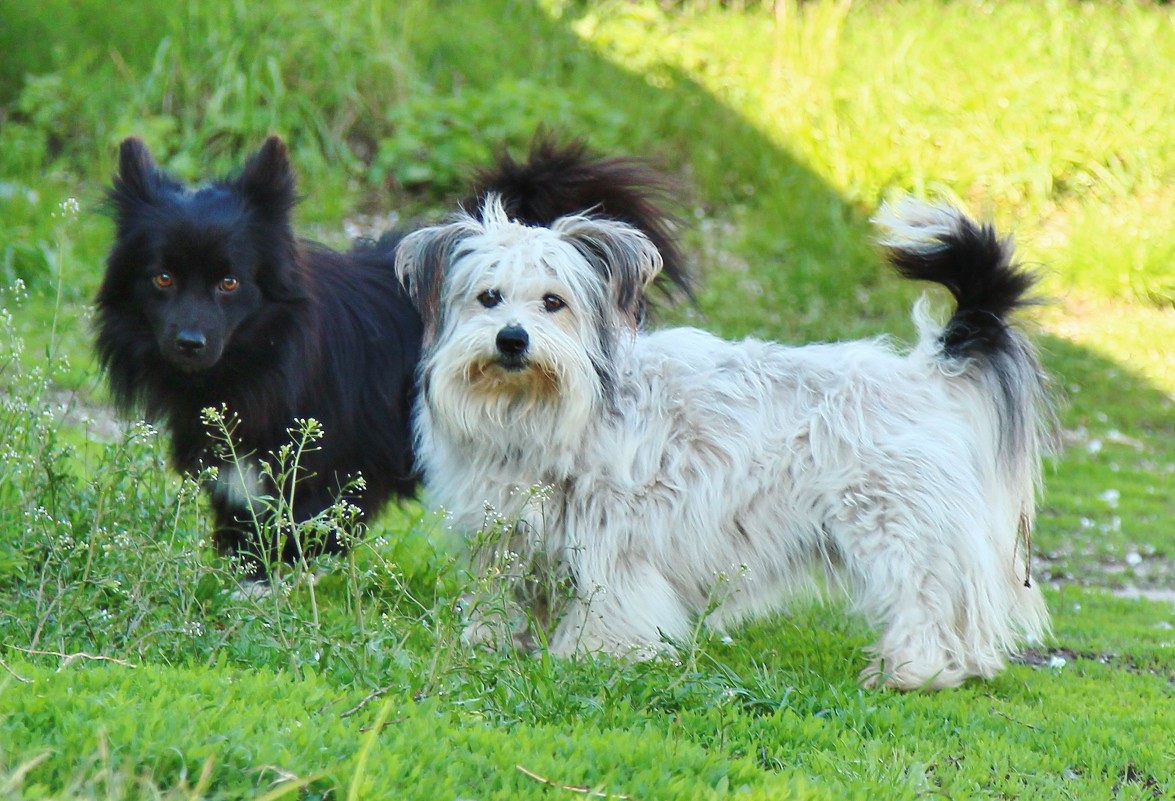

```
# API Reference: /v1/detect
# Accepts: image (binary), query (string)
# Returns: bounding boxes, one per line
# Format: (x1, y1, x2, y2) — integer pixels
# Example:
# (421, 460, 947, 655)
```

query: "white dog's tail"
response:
(875, 199, 1059, 581)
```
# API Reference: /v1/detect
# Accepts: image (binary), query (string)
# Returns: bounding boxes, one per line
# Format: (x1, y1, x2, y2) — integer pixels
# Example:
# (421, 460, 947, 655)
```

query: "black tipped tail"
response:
(466, 134, 692, 304)
(875, 198, 1059, 505)
(875, 198, 1039, 361)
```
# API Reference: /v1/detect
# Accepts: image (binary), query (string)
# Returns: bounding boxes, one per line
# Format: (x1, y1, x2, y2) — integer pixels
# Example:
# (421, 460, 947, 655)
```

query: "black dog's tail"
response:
(874, 198, 1059, 498)
(466, 134, 692, 304)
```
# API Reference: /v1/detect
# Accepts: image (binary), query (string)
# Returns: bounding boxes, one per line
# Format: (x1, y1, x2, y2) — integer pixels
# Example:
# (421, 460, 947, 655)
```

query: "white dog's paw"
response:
(546, 617, 671, 661)
(859, 654, 967, 691)
(461, 617, 505, 648)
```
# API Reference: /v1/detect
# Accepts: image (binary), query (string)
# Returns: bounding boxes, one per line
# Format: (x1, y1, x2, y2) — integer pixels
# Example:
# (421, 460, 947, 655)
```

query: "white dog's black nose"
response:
(496, 325, 529, 358)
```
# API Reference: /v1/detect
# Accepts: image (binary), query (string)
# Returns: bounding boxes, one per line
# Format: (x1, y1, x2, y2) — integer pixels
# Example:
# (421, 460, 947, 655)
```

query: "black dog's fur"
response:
(98, 137, 421, 575)
(466, 134, 690, 305)
(97, 135, 686, 576)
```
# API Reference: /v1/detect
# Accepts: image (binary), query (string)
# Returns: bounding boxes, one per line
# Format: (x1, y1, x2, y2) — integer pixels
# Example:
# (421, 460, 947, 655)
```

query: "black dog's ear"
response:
(110, 137, 162, 213)
(237, 136, 297, 214)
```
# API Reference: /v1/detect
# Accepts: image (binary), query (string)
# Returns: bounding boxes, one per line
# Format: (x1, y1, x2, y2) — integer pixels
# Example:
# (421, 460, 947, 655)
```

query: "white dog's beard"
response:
(463, 356, 562, 398)
(426, 348, 601, 460)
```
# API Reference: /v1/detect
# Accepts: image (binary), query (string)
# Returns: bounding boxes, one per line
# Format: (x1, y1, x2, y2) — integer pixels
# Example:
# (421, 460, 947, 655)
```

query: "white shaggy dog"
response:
(396, 196, 1057, 690)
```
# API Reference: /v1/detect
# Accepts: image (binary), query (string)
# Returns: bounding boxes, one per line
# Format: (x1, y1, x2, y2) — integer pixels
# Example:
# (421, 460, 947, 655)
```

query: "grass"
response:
(0, 0, 1173, 798)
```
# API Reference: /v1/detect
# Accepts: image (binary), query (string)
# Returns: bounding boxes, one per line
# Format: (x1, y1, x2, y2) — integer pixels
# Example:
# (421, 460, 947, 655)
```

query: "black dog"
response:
(97, 135, 687, 577)
(98, 137, 420, 575)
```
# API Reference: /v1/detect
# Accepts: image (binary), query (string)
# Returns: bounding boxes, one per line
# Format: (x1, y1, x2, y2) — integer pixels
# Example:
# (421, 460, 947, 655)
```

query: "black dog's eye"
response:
(542, 294, 566, 313)
(153, 272, 174, 290)
(477, 289, 502, 308)
(219, 276, 241, 293)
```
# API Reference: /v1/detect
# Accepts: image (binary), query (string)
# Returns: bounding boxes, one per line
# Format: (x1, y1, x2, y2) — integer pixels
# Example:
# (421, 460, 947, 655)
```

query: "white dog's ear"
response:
(555, 216, 663, 322)
(395, 217, 482, 331)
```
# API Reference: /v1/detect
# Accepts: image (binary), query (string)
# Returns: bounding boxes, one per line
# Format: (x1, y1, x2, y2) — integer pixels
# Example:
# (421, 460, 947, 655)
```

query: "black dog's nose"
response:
(175, 330, 207, 353)
(495, 325, 529, 357)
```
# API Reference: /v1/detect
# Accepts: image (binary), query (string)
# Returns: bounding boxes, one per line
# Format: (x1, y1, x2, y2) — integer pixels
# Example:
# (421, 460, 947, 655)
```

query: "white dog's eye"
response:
(542, 293, 566, 313)
(477, 289, 502, 308)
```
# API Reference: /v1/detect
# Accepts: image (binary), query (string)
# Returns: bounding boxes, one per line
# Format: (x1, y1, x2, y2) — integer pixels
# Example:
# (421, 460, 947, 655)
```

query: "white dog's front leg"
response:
(461, 592, 526, 650)
(460, 543, 536, 651)
(547, 558, 692, 659)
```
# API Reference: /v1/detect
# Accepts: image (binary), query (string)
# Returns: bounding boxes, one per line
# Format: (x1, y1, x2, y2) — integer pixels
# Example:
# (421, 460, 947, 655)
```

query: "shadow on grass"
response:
(1035, 334, 1174, 587)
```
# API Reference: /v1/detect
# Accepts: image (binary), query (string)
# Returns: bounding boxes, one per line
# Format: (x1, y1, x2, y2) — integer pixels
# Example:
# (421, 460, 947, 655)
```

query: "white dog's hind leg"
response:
(829, 491, 978, 690)
(861, 606, 969, 691)
(548, 558, 692, 659)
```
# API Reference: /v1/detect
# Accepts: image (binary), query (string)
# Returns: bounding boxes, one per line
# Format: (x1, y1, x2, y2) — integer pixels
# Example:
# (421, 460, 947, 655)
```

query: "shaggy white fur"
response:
(396, 196, 1057, 690)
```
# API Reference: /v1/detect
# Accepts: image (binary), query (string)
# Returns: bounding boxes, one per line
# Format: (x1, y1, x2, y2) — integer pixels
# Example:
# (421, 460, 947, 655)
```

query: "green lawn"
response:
(1, 1, 1172, 799)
